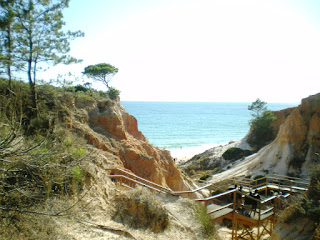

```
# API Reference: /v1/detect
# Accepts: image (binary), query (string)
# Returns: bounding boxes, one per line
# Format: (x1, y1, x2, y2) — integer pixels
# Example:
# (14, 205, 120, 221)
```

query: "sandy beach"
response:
(168, 143, 222, 162)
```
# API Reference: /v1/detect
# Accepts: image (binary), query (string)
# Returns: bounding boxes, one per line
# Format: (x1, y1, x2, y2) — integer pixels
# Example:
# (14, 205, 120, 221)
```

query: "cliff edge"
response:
(184, 93, 320, 181)
(62, 96, 198, 192)
(247, 92, 320, 177)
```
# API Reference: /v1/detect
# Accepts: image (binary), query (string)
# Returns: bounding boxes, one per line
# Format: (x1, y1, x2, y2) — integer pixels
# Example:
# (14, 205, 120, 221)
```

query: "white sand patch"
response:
(169, 143, 224, 162)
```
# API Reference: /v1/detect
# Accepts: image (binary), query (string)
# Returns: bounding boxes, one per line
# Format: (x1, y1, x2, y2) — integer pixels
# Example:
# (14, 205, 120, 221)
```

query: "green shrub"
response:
(280, 201, 305, 223)
(71, 166, 84, 195)
(75, 91, 92, 101)
(307, 164, 320, 201)
(30, 117, 50, 130)
(72, 166, 84, 182)
(313, 223, 320, 240)
(281, 163, 320, 229)
(194, 202, 217, 239)
(247, 111, 277, 150)
(98, 90, 108, 98)
(222, 147, 252, 161)
(200, 174, 210, 181)
(64, 138, 72, 147)
(107, 87, 120, 100)
(74, 84, 89, 92)
(72, 148, 86, 159)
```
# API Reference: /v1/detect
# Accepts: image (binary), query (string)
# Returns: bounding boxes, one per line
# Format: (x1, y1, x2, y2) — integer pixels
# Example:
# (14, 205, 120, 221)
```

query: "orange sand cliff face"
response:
(61, 96, 198, 193)
(253, 93, 320, 176)
(201, 93, 320, 181)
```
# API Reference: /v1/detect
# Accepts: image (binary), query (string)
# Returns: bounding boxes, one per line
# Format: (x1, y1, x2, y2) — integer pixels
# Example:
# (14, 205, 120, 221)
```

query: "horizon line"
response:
(120, 100, 300, 104)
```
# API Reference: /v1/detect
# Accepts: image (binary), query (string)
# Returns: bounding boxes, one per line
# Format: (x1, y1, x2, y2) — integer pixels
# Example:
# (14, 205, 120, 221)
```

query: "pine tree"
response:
(14, 0, 84, 115)
(0, 0, 18, 90)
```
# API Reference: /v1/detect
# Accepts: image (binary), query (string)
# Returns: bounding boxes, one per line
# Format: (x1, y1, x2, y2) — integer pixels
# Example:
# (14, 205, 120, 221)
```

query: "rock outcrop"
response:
(252, 93, 320, 177)
(61, 96, 198, 193)
(193, 93, 320, 181)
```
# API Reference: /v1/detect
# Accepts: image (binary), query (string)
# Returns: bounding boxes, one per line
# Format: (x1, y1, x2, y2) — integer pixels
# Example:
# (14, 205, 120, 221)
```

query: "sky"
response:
(39, 0, 320, 103)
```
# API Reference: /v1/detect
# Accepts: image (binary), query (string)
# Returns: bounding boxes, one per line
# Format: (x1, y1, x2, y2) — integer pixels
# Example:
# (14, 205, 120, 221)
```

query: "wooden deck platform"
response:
(207, 203, 275, 227)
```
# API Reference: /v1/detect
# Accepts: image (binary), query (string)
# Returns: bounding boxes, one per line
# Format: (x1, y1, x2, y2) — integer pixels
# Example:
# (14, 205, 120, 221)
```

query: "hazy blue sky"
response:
(41, 0, 320, 103)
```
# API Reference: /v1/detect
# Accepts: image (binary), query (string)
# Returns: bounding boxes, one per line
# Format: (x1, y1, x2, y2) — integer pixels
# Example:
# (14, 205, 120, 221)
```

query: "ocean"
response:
(121, 101, 298, 160)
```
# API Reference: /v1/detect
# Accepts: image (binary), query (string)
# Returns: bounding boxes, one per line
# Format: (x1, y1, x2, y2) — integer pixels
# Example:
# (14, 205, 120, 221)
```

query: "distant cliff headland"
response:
(181, 92, 320, 181)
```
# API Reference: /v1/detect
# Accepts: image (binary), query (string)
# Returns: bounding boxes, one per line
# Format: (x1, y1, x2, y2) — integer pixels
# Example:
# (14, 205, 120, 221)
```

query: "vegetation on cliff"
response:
(83, 63, 118, 89)
(222, 147, 252, 162)
(0, 78, 114, 238)
(193, 202, 218, 239)
(83, 63, 121, 99)
(0, 78, 211, 239)
(0, 0, 84, 116)
(247, 98, 277, 151)
(112, 187, 169, 233)
(278, 163, 320, 239)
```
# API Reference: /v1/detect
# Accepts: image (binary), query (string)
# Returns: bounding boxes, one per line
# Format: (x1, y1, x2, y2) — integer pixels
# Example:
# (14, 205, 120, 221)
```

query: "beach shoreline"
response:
(167, 143, 224, 162)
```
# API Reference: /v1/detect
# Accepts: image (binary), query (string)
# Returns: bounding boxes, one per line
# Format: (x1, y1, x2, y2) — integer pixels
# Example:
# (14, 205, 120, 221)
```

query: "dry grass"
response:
(112, 187, 169, 233)
(0, 80, 93, 239)
(193, 202, 219, 239)
(0, 211, 57, 240)
(280, 201, 305, 224)
(312, 223, 320, 240)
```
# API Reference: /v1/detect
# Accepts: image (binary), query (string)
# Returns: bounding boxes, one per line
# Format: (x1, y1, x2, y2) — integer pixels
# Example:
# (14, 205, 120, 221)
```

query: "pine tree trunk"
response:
(7, 26, 12, 91)
(28, 60, 37, 117)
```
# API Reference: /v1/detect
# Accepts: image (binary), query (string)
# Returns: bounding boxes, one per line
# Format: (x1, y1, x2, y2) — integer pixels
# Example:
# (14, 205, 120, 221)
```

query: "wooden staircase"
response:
(106, 167, 309, 240)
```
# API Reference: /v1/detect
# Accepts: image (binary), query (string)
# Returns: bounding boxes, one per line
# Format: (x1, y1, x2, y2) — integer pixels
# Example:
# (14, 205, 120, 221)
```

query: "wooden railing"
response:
(106, 167, 309, 198)
(107, 167, 305, 239)
(195, 188, 291, 223)
(107, 166, 293, 219)
(106, 167, 309, 239)
(106, 167, 174, 195)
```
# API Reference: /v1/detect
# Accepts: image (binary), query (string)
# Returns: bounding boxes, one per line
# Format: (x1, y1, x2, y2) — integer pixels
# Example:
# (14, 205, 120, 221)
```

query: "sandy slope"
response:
(53, 193, 209, 240)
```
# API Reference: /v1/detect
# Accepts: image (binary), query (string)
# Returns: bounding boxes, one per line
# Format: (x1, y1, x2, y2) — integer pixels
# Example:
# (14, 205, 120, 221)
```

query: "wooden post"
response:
(235, 218, 238, 240)
(265, 186, 268, 198)
(257, 201, 261, 239)
(232, 190, 237, 240)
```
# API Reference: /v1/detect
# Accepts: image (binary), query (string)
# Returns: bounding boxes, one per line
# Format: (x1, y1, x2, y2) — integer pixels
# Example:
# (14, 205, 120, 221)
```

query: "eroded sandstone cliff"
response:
(61, 96, 198, 192)
(254, 93, 320, 176)
(213, 93, 320, 180)
(192, 93, 320, 181)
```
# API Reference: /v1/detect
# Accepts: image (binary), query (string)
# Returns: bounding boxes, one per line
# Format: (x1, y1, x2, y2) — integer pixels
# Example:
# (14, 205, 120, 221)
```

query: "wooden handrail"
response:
(108, 165, 308, 239)
(106, 167, 173, 193)
(261, 207, 274, 215)
(107, 167, 307, 202)
(269, 173, 310, 183)
(261, 195, 276, 204)
(196, 189, 238, 202)
(207, 203, 233, 215)
(109, 175, 169, 194)
(267, 175, 309, 188)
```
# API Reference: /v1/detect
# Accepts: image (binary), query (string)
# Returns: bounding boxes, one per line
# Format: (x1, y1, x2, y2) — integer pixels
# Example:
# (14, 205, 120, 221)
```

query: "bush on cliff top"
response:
(247, 99, 277, 151)
(222, 147, 252, 161)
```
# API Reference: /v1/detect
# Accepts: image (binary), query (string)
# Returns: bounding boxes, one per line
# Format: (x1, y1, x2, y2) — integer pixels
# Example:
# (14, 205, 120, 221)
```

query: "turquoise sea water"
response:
(121, 102, 298, 158)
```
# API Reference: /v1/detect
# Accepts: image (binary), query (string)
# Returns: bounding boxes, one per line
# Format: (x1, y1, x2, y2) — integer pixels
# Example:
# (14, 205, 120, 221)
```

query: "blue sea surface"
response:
(121, 101, 298, 158)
